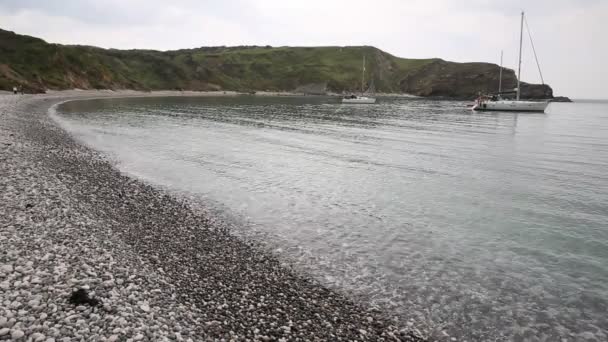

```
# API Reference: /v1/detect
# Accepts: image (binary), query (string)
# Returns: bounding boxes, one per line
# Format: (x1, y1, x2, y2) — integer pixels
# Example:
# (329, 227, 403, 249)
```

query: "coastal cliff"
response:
(0, 28, 552, 99)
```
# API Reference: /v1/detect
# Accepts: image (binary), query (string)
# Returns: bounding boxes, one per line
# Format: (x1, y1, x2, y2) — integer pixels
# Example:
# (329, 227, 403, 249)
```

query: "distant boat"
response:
(342, 55, 376, 104)
(473, 12, 550, 113)
(473, 97, 548, 112)
(342, 94, 376, 104)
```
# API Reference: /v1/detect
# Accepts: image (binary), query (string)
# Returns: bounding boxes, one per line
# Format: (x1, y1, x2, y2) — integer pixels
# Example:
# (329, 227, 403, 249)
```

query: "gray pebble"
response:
(31, 332, 45, 341)
(11, 329, 25, 339)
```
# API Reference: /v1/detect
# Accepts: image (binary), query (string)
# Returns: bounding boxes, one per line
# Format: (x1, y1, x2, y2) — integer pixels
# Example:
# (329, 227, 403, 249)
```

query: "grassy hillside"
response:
(0, 29, 552, 99)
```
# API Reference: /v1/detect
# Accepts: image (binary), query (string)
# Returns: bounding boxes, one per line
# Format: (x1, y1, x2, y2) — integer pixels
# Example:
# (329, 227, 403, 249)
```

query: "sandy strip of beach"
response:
(0, 91, 425, 341)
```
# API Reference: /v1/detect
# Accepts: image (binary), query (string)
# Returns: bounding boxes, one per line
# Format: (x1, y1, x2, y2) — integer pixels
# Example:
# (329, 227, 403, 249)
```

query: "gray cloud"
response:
(0, 0, 257, 27)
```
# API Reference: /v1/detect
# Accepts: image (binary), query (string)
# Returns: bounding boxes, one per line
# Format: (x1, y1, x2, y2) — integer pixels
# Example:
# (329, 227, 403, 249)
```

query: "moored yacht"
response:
(473, 95, 548, 112)
(342, 55, 376, 104)
(473, 12, 550, 113)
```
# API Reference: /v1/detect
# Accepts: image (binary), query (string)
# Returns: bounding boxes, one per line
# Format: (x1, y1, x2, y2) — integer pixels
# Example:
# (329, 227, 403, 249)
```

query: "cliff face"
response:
(398, 60, 552, 99)
(0, 29, 552, 99)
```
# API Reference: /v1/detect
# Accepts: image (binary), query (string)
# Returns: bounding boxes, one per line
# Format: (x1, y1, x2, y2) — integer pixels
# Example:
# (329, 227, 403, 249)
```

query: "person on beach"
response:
(13, 86, 18, 94)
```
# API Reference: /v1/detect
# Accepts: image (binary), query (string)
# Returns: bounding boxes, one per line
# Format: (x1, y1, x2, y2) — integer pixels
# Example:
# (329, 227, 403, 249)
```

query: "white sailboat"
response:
(342, 55, 376, 104)
(473, 12, 550, 113)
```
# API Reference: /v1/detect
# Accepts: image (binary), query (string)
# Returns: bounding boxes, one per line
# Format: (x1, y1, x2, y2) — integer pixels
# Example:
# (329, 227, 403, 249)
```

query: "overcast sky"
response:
(1, 0, 605, 98)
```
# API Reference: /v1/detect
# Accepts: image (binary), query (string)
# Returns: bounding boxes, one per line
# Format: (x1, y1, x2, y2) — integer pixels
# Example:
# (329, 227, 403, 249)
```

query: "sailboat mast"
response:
(498, 50, 503, 93)
(517, 11, 524, 101)
(361, 55, 366, 93)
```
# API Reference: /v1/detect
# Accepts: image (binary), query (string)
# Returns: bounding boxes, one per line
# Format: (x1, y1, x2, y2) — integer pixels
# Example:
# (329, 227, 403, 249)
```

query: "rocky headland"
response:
(0, 28, 555, 100)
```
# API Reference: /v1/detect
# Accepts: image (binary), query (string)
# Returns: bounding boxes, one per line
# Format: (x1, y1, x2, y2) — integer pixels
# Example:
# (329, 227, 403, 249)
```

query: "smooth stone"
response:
(11, 329, 25, 339)
(31, 332, 45, 341)
(0, 328, 9, 336)
(0, 265, 13, 273)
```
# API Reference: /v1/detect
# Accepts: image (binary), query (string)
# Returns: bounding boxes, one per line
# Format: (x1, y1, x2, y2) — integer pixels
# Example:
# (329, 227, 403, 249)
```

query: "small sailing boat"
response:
(473, 12, 550, 113)
(342, 55, 376, 104)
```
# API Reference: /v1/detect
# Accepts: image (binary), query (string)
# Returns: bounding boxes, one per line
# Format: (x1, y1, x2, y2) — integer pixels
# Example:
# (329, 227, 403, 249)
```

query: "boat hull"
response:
(342, 97, 376, 104)
(472, 100, 549, 112)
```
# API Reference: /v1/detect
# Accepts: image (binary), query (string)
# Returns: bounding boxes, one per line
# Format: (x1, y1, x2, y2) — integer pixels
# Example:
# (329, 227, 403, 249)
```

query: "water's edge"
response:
(52, 94, 608, 341)
(31, 93, 431, 340)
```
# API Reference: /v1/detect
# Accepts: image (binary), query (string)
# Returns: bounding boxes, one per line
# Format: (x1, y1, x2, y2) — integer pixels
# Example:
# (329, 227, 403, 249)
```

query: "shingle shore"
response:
(0, 91, 426, 341)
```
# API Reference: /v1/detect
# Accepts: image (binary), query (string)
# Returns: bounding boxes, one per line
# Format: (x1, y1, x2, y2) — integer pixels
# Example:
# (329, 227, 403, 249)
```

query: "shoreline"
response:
(5, 88, 571, 101)
(4, 88, 424, 99)
(0, 91, 426, 341)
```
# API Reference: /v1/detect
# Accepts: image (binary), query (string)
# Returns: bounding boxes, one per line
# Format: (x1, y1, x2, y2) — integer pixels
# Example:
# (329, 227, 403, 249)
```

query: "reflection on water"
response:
(56, 96, 608, 341)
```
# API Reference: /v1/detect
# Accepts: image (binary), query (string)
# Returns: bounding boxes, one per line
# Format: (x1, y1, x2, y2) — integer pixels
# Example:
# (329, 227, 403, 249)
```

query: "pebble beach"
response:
(0, 91, 424, 341)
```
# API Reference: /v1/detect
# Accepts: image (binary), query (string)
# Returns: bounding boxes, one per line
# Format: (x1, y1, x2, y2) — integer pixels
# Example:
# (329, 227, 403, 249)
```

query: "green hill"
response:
(0, 29, 552, 99)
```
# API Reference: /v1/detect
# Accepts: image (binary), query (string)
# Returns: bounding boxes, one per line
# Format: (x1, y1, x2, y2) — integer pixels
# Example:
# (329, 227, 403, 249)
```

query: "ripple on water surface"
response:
(56, 96, 608, 340)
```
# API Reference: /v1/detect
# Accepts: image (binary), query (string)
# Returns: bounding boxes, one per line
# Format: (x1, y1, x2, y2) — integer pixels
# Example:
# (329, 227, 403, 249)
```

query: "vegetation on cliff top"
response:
(0, 28, 552, 99)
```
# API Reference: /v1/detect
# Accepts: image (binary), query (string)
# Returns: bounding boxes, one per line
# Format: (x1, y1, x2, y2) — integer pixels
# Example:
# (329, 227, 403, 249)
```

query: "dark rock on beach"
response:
(69, 289, 100, 307)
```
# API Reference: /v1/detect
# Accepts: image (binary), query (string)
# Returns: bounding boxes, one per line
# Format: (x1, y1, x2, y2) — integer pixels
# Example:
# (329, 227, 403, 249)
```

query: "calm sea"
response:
(55, 96, 608, 341)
